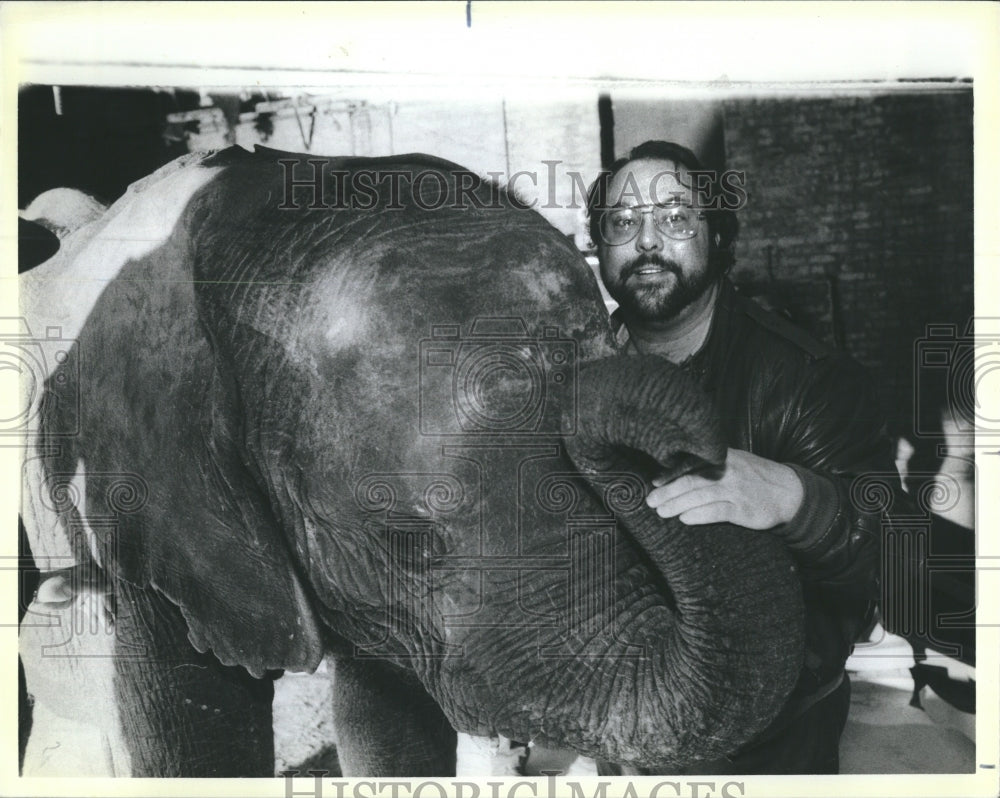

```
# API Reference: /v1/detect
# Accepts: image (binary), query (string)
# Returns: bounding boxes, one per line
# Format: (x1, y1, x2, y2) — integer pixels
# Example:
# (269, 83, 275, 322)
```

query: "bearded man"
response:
(586, 140, 899, 774)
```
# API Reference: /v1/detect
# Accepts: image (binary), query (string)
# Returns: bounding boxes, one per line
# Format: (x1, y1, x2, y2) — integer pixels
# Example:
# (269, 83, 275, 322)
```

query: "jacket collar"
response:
(610, 278, 735, 378)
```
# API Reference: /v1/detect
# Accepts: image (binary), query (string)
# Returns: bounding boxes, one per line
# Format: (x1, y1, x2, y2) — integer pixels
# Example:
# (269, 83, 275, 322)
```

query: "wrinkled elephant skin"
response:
(19, 147, 804, 775)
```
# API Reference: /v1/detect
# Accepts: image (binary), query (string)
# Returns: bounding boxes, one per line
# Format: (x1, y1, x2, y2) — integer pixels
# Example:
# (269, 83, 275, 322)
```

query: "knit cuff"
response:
(774, 463, 841, 557)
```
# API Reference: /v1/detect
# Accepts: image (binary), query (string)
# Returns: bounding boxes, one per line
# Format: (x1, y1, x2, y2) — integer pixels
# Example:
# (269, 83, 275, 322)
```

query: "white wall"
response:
(182, 92, 602, 238)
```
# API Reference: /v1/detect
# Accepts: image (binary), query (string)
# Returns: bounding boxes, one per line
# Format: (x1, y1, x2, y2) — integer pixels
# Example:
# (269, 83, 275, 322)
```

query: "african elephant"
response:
(18, 146, 804, 776)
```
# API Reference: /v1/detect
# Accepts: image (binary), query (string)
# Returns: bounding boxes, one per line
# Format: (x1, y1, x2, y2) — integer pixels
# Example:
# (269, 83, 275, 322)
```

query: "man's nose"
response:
(635, 212, 663, 252)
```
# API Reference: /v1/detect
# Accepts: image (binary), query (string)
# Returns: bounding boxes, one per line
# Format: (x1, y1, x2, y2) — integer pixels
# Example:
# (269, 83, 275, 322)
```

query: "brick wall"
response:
(722, 90, 974, 436)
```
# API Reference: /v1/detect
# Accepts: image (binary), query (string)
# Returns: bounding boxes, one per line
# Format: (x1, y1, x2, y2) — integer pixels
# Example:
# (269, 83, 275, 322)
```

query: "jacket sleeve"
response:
(765, 353, 905, 603)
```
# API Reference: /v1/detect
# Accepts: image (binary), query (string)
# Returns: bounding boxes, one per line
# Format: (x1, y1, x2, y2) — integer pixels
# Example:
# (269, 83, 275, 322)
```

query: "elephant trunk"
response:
(557, 355, 805, 767)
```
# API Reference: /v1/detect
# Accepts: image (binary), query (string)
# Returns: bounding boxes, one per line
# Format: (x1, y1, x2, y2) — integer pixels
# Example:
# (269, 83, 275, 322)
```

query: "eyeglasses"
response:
(599, 204, 706, 245)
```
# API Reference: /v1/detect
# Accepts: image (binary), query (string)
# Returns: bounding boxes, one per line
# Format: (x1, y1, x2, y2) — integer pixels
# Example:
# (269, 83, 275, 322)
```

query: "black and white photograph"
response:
(3, 3, 998, 797)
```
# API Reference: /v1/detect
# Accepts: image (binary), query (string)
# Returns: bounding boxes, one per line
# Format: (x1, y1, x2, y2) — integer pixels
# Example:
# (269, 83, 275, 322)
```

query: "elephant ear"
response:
(31, 155, 325, 678)
(165, 361, 327, 677)
(567, 355, 728, 481)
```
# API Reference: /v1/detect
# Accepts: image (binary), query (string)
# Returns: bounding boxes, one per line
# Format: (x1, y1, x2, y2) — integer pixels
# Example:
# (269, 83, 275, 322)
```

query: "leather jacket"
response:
(613, 278, 897, 735)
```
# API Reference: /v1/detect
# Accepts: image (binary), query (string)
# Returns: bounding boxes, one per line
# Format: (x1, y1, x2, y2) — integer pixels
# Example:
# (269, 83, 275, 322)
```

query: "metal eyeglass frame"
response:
(598, 204, 707, 245)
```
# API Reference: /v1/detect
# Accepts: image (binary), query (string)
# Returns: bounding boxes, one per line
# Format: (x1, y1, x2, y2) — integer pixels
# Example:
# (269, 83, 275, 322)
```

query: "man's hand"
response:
(646, 448, 804, 530)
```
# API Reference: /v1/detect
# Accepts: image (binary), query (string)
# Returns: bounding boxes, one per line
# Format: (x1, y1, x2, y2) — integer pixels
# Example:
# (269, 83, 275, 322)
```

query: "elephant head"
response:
(21, 146, 803, 774)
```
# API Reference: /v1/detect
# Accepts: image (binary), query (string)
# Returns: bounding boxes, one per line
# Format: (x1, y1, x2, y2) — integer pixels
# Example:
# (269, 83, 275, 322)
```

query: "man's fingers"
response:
(646, 474, 715, 506)
(678, 502, 733, 526)
(650, 486, 723, 519)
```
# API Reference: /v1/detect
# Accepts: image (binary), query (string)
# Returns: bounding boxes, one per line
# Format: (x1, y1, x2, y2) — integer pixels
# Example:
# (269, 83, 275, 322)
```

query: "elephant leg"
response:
(331, 655, 456, 776)
(112, 578, 275, 776)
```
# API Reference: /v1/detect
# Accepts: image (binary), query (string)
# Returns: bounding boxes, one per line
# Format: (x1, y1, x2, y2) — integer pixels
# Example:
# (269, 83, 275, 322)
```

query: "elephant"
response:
(17, 145, 805, 777)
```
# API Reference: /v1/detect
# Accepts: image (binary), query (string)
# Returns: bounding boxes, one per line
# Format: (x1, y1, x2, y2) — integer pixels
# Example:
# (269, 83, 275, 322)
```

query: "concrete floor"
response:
(840, 627, 975, 774)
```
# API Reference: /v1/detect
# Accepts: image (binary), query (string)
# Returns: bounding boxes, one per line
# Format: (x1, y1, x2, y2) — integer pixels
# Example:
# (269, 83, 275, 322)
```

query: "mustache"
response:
(621, 254, 682, 282)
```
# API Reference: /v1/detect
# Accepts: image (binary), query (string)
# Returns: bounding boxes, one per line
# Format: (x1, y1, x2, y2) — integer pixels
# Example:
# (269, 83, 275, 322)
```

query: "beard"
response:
(604, 253, 720, 323)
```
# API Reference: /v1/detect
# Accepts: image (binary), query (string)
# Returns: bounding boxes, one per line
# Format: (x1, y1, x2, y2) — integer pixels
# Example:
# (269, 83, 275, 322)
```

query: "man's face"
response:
(597, 158, 716, 324)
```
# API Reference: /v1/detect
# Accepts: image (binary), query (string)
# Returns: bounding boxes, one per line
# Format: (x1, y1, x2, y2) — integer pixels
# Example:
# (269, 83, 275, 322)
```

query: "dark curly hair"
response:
(586, 140, 739, 276)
